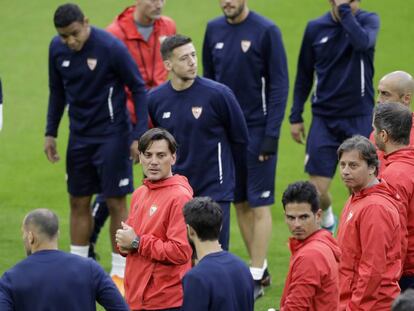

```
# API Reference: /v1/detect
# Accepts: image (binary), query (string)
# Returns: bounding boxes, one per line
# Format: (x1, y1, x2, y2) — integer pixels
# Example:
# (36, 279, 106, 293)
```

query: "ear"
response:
(171, 152, 177, 166)
(187, 225, 196, 237)
(163, 59, 172, 71)
(315, 209, 322, 224)
(83, 17, 89, 26)
(403, 93, 412, 106)
(28, 231, 35, 245)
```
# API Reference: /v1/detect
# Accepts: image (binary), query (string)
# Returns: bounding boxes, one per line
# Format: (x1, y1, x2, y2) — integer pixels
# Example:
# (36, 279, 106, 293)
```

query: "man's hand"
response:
(130, 140, 140, 164)
(290, 123, 306, 144)
(116, 221, 136, 251)
(44, 136, 60, 163)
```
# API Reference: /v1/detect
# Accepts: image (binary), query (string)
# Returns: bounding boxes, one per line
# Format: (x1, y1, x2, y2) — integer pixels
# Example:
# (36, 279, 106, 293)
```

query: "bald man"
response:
(370, 71, 414, 173)
(0, 209, 127, 311)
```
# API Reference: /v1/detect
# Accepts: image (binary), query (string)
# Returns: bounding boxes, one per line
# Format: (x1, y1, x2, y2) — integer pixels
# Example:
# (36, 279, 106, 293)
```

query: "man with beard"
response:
(182, 197, 254, 311)
(373, 102, 414, 291)
(289, 0, 380, 236)
(0, 209, 127, 311)
(148, 35, 248, 253)
(116, 128, 193, 310)
(88, 0, 176, 269)
(203, 0, 289, 297)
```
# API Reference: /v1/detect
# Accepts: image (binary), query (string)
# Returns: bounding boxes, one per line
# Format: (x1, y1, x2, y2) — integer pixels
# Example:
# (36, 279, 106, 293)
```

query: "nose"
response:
(65, 36, 76, 47)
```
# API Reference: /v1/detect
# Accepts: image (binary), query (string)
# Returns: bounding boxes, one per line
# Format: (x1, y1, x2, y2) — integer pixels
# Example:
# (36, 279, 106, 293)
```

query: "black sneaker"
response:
(254, 280, 264, 301)
(261, 268, 271, 287)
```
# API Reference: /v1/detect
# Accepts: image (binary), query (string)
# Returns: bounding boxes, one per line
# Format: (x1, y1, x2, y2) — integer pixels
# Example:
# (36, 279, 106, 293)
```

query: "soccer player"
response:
(203, 0, 289, 296)
(148, 35, 249, 252)
(89, 0, 176, 259)
(182, 197, 254, 311)
(0, 209, 128, 311)
(280, 181, 340, 311)
(115, 128, 192, 310)
(44, 3, 147, 292)
(337, 135, 401, 310)
(289, 0, 380, 233)
(373, 102, 414, 291)
(371, 71, 414, 173)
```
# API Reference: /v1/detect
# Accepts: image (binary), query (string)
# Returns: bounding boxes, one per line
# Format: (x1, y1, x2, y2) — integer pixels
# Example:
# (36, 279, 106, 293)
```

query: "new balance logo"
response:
(215, 42, 224, 49)
(346, 211, 353, 223)
(260, 191, 271, 199)
(62, 60, 70, 67)
(320, 36, 329, 44)
(162, 112, 171, 119)
(118, 178, 130, 187)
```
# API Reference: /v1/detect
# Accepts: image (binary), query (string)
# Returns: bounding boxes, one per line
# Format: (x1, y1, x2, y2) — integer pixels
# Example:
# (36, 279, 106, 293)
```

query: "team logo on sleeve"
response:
(191, 107, 203, 119)
(241, 40, 251, 53)
(149, 204, 158, 216)
(87, 58, 97, 71)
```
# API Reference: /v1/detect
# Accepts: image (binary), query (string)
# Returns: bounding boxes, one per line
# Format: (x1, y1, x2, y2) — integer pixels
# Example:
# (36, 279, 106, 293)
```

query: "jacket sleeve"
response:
(138, 194, 192, 265)
(262, 24, 289, 139)
(45, 41, 66, 137)
(92, 261, 129, 311)
(348, 204, 399, 310)
(202, 25, 215, 80)
(290, 24, 314, 124)
(0, 273, 14, 311)
(110, 40, 148, 139)
(280, 252, 322, 311)
(181, 272, 209, 310)
(338, 5, 380, 51)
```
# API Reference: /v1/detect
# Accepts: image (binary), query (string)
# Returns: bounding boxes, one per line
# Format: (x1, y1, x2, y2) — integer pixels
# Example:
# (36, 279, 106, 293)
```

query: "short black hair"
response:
(183, 197, 222, 241)
(374, 102, 412, 145)
(392, 289, 414, 311)
(54, 3, 85, 28)
(24, 209, 59, 239)
(160, 34, 192, 60)
(282, 181, 320, 213)
(337, 135, 379, 175)
(138, 127, 177, 154)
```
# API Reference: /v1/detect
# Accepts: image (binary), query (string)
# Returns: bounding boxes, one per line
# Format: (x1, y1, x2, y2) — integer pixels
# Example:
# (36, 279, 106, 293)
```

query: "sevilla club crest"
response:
(149, 205, 157, 216)
(241, 40, 251, 53)
(192, 107, 203, 119)
(87, 58, 97, 71)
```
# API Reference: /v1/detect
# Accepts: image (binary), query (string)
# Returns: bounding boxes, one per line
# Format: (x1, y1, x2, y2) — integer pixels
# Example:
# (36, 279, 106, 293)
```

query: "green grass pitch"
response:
(1, 1, 413, 310)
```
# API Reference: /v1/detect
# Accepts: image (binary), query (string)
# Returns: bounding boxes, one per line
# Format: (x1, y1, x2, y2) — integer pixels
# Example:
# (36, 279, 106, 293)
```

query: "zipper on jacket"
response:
(360, 58, 365, 97)
(261, 77, 267, 115)
(108, 86, 114, 122)
(218, 142, 223, 184)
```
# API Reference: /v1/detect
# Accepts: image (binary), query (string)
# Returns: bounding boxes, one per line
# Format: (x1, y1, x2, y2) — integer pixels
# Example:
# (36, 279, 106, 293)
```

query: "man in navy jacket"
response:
(289, 0, 380, 233)
(0, 209, 128, 311)
(43, 3, 148, 292)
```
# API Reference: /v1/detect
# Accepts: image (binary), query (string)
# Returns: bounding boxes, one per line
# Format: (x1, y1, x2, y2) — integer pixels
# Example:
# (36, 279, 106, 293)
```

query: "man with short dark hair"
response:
(203, 1, 289, 295)
(148, 34, 248, 253)
(0, 209, 128, 311)
(116, 128, 193, 310)
(182, 197, 254, 311)
(373, 102, 414, 291)
(290, 0, 380, 235)
(337, 135, 401, 310)
(44, 3, 148, 292)
(279, 181, 340, 311)
(392, 289, 414, 311)
(89, 0, 176, 261)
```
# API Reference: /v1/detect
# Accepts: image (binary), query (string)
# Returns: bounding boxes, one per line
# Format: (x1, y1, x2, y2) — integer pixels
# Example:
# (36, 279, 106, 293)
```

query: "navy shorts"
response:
(66, 133, 134, 197)
(234, 127, 277, 207)
(305, 115, 373, 178)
